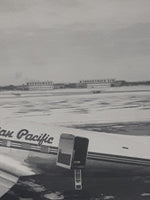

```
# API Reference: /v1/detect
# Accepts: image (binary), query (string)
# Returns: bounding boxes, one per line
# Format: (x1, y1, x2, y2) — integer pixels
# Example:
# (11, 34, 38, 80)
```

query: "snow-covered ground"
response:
(0, 87, 150, 126)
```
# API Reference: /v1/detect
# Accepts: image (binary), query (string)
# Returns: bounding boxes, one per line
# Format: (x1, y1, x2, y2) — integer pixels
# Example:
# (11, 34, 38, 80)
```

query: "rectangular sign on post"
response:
(57, 134, 75, 169)
(56, 134, 89, 170)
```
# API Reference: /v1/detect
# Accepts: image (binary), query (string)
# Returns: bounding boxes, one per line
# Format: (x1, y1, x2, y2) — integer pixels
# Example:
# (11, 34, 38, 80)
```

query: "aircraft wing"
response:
(0, 170, 18, 198)
(0, 152, 36, 199)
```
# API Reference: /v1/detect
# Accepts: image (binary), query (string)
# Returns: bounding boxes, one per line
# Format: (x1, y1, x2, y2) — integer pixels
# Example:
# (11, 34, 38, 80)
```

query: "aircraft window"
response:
(122, 146, 129, 149)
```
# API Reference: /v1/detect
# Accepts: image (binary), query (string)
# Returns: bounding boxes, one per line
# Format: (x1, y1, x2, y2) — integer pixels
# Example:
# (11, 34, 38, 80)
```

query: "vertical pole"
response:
(74, 169, 82, 190)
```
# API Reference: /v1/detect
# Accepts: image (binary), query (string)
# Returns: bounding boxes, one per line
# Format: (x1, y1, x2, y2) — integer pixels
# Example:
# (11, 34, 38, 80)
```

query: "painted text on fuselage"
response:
(0, 127, 54, 146)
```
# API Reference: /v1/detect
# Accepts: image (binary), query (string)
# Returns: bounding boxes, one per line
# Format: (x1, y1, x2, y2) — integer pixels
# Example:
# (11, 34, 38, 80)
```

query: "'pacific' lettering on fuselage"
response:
(0, 126, 54, 146)
(17, 129, 54, 145)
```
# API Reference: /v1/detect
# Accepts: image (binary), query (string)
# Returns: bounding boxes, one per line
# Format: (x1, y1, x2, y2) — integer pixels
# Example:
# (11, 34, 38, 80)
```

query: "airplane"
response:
(0, 118, 150, 199)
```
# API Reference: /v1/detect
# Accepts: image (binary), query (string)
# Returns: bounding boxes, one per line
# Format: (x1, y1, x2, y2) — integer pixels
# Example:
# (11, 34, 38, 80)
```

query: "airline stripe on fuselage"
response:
(87, 152, 150, 166)
(0, 138, 58, 154)
(0, 138, 150, 167)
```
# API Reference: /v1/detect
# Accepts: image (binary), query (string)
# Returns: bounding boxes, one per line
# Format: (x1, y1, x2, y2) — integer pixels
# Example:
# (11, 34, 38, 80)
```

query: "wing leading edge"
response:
(0, 170, 18, 198)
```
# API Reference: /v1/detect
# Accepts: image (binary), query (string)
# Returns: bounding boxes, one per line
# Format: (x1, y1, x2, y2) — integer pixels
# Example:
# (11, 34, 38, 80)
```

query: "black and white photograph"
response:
(0, 0, 150, 200)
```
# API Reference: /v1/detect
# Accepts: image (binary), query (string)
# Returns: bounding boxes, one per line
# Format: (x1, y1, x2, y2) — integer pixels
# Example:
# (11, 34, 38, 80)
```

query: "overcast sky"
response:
(0, 0, 150, 85)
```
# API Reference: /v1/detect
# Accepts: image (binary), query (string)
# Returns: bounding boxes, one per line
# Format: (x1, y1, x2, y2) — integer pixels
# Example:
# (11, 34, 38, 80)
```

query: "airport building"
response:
(27, 81, 54, 90)
(79, 79, 115, 89)
(53, 83, 65, 89)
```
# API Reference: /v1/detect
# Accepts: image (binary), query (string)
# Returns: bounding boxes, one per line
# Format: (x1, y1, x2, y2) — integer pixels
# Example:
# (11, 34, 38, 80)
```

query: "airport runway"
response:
(0, 88, 150, 200)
